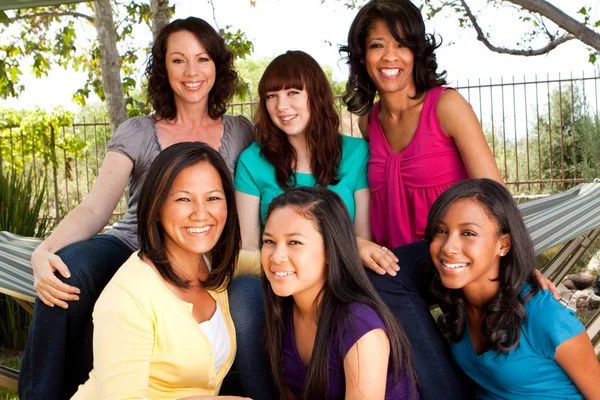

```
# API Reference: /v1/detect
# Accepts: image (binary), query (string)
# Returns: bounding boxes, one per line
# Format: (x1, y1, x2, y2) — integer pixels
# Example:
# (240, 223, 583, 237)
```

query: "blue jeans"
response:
(19, 234, 132, 400)
(227, 276, 274, 400)
(369, 241, 471, 400)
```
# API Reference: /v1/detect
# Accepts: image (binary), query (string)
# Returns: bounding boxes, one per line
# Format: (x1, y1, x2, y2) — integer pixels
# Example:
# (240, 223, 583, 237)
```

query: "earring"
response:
(499, 252, 504, 257)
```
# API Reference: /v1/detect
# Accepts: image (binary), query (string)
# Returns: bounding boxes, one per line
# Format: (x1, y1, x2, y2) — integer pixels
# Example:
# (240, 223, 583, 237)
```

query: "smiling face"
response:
(429, 198, 511, 293)
(261, 206, 327, 300)
(158, 161, 227, 263)
(364, 19, 415, 95)
(265, 87, 311, 140)
(165, 30, 216, 108)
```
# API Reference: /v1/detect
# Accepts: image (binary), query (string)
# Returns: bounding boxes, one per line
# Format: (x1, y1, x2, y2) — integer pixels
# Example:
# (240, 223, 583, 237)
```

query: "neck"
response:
(462, 280, 500, 309)
(379, 85, 420, 115)
(164, 245, 210, 284)
(288, 134, 311, 171)
(292, 287, 321, 322)
(169, 98, 216, 127)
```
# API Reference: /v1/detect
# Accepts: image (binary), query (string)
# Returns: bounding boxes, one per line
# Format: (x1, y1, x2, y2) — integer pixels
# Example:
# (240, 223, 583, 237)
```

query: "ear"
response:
(498, 233, 511, 257)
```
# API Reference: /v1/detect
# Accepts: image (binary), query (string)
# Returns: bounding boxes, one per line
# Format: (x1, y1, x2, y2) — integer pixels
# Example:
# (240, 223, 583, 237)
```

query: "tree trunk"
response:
(508, 0, 600, 52)
(92, 0, 128, 134)
(151, 0, 170, 40)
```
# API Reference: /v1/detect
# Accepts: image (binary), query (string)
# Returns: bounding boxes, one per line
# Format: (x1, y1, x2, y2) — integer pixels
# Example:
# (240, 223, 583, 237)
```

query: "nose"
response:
(441, 232, 460, 256)
(191, 200, 208, 220)
(275, 96, 289, 111)
(270, 244, 288, 264)
(382, 45, 399, 62)
(184, 61, 199, 77)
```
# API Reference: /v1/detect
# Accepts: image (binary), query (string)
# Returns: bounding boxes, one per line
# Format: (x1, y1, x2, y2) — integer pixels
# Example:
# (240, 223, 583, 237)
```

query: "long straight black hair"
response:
(425, 178, 540, 352)
(262, 187, 418, 399)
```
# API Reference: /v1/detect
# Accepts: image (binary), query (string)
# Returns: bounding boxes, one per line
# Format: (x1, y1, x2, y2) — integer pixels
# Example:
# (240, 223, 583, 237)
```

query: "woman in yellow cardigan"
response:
(72, 142, 254, 399)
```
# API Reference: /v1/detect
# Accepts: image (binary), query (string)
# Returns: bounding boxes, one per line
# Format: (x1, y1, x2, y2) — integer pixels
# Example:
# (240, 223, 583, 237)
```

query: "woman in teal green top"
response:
(235, 50, 399, 274)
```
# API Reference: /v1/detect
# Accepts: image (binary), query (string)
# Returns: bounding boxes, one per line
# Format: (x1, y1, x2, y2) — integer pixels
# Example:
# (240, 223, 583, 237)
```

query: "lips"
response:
(279, 115, 297, 123)
(183, 81, 204, 89)
(380, 68, 400, 78)
(185, 226, 211, 234)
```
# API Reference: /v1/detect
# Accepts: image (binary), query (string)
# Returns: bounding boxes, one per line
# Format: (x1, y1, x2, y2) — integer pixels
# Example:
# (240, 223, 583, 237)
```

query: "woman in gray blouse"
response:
(19, 17, 264, 400)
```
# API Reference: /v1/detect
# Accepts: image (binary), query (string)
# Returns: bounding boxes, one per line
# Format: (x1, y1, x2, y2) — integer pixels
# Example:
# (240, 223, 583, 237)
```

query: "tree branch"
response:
(507, 0, 600, 53)
(209, 0, 219, 31)
(460, 0, 575, 56)
(10, 11, 94, 24)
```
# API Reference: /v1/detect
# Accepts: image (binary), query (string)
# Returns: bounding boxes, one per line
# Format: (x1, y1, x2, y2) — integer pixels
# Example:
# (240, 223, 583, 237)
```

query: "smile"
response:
(183, 82, 203, 88)
(279, 115, 297, 122)
(380, 68, 400, 77)
(273, 271, 295, 277)
(442, 261, 468, 269)
(186, 226, 211, 233)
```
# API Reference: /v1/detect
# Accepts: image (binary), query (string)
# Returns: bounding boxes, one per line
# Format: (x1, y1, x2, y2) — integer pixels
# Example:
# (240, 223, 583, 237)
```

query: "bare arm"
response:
(344, 328, 389, 400)
(32, 151, 133, 308)
(437, 90, 504, 185)
(236, 190, 261, 252)
(555, 331, 600, 400)
(354, 189, 399, 276)
(358, 114, 369, 141)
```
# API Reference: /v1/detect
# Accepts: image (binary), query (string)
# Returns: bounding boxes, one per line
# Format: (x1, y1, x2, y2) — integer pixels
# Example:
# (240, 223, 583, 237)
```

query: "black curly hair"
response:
(340, 0, 446, 115)
(145, 17, 238, 120)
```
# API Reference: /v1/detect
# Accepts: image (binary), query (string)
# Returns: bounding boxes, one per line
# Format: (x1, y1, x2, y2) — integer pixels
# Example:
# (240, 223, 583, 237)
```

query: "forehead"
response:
(367, 18, 406, 39)
(442, 198, 496, 226)
(265, 207, 317, 232)
(166, 30, 207, 52)
(170, 161, 222, 190)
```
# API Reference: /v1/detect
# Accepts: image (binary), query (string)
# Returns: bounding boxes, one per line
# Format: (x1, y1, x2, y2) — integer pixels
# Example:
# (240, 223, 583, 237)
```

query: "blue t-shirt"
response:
(450, 286, 585, 399)
(282, 303, 416, 399)
(234, 135, 369, 227)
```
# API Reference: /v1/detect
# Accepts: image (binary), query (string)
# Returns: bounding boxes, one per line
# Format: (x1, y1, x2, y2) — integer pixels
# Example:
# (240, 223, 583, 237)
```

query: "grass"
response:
(0, 348, 21, 400)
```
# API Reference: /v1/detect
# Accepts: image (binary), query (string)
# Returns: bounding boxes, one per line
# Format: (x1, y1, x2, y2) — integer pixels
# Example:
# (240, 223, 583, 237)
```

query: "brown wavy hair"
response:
(340, 0, 446, 115)
(145, 17, 238, 120)
(256, 51, 341, 188)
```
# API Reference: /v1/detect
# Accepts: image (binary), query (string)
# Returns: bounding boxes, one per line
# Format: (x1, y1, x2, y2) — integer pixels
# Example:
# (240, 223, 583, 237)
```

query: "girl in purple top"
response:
(261, 187, 418, 400)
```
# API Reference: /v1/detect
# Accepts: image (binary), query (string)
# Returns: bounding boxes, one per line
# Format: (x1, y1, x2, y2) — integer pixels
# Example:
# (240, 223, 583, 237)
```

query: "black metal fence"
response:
(2, 71, 599, 222)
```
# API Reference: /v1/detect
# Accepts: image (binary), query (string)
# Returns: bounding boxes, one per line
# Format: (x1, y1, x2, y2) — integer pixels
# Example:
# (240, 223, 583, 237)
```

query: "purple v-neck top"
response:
(282, 303, 417, 399)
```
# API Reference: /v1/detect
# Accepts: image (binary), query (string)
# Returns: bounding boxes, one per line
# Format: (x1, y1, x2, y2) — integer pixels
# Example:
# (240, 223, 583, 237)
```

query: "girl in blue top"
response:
(234, 50, 400, 274)
(425, 178, 600, 399)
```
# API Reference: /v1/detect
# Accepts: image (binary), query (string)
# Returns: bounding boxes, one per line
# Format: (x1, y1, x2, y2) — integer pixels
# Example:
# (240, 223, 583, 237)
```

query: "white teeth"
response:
(381, 69, 400, 77)
(274, 272, 295, 277)
(186, 226, 210, 233)
(183, 82, 202, 88)
(442, 262, 467, 269)
(280, 115, 296, 121)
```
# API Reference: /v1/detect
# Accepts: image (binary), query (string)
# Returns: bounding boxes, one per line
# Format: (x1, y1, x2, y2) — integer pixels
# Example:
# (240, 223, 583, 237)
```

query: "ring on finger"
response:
(378, 246, 387, 254)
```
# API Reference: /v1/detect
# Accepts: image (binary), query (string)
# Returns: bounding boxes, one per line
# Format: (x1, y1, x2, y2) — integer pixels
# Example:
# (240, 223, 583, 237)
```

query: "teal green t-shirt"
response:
(234, 135, 370, 227)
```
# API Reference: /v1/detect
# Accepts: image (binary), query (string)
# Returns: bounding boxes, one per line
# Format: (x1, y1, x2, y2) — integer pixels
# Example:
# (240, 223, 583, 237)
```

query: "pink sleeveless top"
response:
(368, 86, 469, 249)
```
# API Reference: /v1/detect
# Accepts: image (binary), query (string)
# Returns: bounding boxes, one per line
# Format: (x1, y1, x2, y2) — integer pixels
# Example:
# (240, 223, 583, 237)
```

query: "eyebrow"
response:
(169, 189, 223, 196)
(262, 232, 307, 238)
(169, 52, 209, 57)
(437, 221, 482, 229)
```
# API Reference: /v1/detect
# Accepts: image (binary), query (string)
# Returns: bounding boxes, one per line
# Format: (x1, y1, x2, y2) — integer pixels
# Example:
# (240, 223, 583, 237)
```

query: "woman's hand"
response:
(356, 237, 399, 276)
(32, 247, 80, 309)
(534, 269, 561, 300)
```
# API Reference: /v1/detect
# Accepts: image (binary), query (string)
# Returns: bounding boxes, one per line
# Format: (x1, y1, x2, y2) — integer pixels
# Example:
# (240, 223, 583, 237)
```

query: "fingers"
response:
(37, 289, 70, 309)
(50, 254, 72, 279)
(361, 248, 400, 276)
(534, 269, 561, 300)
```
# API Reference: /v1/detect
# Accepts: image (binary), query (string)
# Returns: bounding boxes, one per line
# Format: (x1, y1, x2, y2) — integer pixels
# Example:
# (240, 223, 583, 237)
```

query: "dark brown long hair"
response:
(145, 17, 238, 120)
(256, 51, 341, 189)
(263, 187, 419, 399)
(137, 142, 240, 291)
(340, 0, 446, 115)
(425, 179, 540, 352)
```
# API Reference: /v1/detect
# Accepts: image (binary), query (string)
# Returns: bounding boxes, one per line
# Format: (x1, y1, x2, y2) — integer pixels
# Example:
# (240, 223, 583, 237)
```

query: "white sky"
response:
(1, 0, 597, 111)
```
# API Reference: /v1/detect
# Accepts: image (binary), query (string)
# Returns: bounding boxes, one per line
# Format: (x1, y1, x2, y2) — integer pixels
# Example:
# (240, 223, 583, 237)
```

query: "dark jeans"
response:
(19, 234, 132, 400)
(228, 276, 274, 400)
(369, 241, 471, 400)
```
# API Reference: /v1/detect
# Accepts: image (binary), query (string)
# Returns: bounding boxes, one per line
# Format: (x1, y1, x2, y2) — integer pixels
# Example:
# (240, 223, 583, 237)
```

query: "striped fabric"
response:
(0, 231, 40, 303)
(0, 183, 599, 304)
(519, 183, 600, 255)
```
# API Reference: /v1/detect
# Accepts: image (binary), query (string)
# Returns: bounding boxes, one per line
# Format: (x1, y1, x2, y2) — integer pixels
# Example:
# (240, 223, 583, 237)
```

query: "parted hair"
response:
(145, 17, 238, 120)
(137, 142, 240, 291)
(255, 50, 342, 189)
(340, 0, 446, 115)
(262, 187, 418, 400)
(425, 178, 540, 352)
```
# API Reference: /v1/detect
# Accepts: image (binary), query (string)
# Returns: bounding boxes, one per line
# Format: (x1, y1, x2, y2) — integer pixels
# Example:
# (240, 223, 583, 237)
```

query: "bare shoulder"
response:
(357, 114, 369, 141)
(437, 89, 471, 115)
